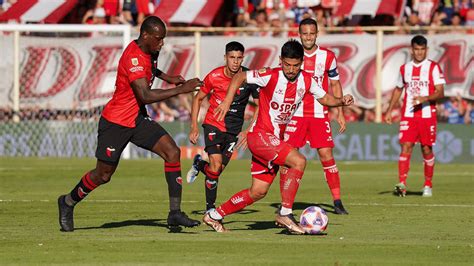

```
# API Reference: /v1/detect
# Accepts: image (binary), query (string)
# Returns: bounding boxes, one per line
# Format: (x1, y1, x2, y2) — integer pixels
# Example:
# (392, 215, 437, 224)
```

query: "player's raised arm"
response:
(214, 71, 247, 121)
(310, 77, 353, 107)
(155, 69, 186, 85)
(131, 78, 202, 105)
(317, 93, 354, 107)
(189, 90, 208, 144)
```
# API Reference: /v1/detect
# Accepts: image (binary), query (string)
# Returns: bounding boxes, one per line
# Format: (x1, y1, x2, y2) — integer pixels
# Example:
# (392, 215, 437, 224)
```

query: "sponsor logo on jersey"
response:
(131, 58, 139, 66)
(270, 101, 299, 113)
(129, 66, 144, 73)
(106, 147, 115, 157)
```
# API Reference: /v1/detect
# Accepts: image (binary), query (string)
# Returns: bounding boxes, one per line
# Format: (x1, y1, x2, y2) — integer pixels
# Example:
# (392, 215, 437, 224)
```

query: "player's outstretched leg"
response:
(203, 209, 228, 233)
(203, 187, 257, 233)
(186, 154, 202, 183)
(277, 167, 305, 234)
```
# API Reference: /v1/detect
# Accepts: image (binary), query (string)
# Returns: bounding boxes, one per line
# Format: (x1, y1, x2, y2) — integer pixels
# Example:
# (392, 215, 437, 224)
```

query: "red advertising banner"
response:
(0, 34, 472, 109)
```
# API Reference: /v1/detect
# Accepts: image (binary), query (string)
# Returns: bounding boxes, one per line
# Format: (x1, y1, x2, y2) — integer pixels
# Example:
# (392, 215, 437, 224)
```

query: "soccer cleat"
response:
(422, 186, 432, 197)
(394, 182, 407, 197)
(334, 200, 349, 215)
(167, 210, 201, 228)
(203, 212, 228, 233)
(275, 213, 305, 235)
(58, 195, 74, 232)
(186, 154, 202, 183)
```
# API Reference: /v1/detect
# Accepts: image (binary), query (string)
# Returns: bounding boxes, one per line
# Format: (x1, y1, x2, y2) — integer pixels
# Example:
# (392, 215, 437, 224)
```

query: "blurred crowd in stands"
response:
(2, 0, 472, 33)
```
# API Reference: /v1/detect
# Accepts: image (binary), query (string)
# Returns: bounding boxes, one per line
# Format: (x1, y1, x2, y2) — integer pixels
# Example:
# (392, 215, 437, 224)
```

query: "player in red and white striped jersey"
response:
(284, 18, 349, 214)
(385, 35, 445, 197)
(202, 40, 354, 234)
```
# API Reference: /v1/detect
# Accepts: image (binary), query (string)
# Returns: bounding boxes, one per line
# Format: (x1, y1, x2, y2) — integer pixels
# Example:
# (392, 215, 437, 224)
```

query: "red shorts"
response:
(399, 118, 437, 146)
(248, 131, 294, 184)
(284, 116, 335, 149)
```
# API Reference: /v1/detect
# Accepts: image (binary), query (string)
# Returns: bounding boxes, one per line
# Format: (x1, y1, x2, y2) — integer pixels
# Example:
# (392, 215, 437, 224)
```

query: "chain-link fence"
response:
(0, 24, 130, 157)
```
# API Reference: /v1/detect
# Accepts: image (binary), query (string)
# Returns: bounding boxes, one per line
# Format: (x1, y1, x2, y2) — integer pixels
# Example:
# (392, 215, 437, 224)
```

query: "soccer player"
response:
(284, 18, 349, 214)
(57, 16, 202, 232)
(385, 35, 445, 197)
(187, 41, 260, 211)
(203, 40, 354, 234)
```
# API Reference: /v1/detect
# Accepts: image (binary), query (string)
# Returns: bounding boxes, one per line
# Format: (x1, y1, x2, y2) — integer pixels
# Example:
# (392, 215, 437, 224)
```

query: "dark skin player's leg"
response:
(151, 134, 180, 162)
(88, 160, 118, 186)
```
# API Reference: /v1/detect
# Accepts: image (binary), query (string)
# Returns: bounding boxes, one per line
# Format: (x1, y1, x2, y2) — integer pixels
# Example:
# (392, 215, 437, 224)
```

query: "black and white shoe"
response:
(186, 154, 202, 183)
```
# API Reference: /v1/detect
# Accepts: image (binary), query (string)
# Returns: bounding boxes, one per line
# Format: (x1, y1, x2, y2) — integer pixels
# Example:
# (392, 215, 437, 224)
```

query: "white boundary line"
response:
(1, 199, 473, 208)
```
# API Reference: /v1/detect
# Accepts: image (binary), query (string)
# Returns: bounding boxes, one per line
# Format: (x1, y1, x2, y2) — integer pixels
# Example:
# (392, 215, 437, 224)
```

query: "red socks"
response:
(217, 189, 254, 217)
(280, 168, 303, 209)
(398, 153, 411, 185)
(321, 159, 341, 201)
(423, 153, 435, 187)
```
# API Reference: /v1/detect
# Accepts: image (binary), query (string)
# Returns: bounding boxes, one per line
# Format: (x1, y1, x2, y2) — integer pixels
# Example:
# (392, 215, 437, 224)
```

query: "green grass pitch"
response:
(0, 157, 473, 265)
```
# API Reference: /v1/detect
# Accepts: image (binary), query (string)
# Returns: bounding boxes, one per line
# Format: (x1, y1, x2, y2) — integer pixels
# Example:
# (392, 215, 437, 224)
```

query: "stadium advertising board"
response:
(0, 122, 472, 163)
(0, 34, 472, 109)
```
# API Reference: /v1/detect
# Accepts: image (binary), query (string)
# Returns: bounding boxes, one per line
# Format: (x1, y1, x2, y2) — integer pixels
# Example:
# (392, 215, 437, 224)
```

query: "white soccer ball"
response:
(299, 206, 329, 234)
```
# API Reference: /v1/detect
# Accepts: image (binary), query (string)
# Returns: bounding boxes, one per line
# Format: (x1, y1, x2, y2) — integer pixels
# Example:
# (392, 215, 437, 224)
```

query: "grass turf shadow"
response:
(379, 190, 423, 196)
(74, 219, 198, 233)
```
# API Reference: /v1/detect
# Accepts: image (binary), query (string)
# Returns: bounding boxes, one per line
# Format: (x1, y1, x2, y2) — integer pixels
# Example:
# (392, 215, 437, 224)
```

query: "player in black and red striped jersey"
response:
(187, 41, 260, 211)
(57, 16, 201, 232)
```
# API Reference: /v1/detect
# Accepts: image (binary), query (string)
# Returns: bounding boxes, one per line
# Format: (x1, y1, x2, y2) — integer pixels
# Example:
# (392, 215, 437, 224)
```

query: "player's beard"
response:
(283, 70, 300, 82)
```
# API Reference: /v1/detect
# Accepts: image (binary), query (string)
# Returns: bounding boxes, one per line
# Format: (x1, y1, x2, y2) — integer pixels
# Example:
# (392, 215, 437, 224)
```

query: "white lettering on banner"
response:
(332, 133, 403, 161)
(364, 135, 377, 160)
(347, 135, 363, 160)
(0, 134, 31, 156)
(377, 134, 391, 161)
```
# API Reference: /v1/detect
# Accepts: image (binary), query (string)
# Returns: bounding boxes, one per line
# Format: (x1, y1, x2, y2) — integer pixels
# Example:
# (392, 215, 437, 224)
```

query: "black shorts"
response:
(202, 124, 238, 165)
(95, 116, 168, 164)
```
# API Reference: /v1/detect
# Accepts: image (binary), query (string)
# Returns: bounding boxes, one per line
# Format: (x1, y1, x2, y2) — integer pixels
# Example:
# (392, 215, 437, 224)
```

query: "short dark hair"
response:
(299, 18, 318, 32)
(281, 39, 304, 60)
(225, 41, 245, 54)
(411, 35, 427, 47)
(140, 16, 166, 35)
